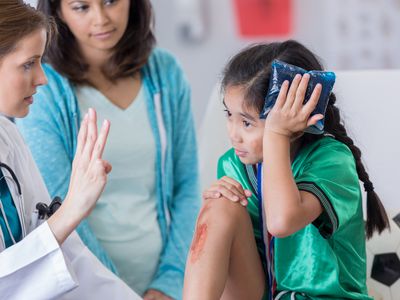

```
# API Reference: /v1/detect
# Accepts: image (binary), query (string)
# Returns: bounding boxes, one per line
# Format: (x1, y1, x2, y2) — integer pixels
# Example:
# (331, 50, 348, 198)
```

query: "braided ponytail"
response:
(323, 93, 390, 238)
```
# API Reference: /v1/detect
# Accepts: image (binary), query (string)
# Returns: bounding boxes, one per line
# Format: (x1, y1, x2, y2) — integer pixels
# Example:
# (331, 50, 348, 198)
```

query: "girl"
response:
(17, 0, 200, 299)
(0, 1, 140, 299)
(183, 41, 389, 300)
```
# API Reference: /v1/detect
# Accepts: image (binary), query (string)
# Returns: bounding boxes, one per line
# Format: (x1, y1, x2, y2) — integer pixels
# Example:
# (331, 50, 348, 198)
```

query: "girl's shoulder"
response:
(294, 136, 356, 174)
(301, 136, 353, 160)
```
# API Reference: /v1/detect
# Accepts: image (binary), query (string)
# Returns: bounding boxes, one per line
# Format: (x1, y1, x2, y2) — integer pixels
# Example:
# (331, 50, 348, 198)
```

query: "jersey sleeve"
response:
(295, 141, 362, 238)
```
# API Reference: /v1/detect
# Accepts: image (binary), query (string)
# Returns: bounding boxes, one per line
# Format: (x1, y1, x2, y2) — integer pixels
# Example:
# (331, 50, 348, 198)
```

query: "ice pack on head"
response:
(260, 60, 336, 134)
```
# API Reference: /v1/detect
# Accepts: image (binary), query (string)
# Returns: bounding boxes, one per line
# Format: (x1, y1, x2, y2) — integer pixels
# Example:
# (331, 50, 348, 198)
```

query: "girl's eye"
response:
(223, 109, 232, 118)
(243, 120, 251, 128)
(23, 61, 35, 71)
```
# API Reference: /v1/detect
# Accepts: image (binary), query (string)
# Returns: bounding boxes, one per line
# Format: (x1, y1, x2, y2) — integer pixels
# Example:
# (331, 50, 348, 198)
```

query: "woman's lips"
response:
(92, 29, 116, 40)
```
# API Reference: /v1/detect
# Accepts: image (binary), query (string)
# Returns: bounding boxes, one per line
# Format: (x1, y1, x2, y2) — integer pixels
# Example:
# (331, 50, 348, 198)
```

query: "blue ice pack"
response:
(260, 60, 336, 134)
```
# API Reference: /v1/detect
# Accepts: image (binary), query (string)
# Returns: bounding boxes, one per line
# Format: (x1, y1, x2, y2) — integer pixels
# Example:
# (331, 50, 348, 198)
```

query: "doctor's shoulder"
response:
(0, 116, 32, 161)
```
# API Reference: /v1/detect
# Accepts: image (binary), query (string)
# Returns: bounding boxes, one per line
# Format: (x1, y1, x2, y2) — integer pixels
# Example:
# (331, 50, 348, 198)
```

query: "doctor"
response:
(0, 1, 141, 299)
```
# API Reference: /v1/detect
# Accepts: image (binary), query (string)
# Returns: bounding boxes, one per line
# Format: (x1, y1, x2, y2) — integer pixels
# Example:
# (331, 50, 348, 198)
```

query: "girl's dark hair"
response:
(222, 40, 389, 239)
(0, 0, 55, 60)
(37, 0, 155, 84)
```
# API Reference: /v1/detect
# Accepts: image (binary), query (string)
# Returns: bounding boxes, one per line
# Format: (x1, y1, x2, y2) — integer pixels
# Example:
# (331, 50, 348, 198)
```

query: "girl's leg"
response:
(183, 198, 265, 300)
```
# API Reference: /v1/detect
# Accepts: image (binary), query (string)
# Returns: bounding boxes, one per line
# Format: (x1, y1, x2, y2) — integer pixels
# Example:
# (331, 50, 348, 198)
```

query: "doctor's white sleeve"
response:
(0, 222, 142, 300)
(0, 222, 77, 300)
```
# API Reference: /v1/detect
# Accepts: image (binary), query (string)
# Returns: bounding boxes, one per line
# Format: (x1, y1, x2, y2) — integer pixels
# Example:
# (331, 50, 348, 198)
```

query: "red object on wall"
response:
(233, 0, 292, 37)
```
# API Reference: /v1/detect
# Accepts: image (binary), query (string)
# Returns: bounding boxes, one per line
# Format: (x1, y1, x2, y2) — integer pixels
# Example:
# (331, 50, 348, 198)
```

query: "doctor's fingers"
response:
(75, 113, 89, 158)
(103, 160, 112, 174)
(91, 119, 110, 161)
(82, 108, 99, 163)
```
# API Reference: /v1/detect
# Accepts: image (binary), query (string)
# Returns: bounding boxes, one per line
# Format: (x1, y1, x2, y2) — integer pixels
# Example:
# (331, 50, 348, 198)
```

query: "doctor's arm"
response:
(47, 108, 111, 245)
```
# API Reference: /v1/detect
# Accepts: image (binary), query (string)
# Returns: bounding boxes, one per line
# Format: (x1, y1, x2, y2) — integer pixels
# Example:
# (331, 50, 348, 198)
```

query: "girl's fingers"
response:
(220, 177, 247, 200)
(302, 83, 322, 116)
(213, 185, 241, 202)
(244, 189, 252, 197)
(274, 80, 290, 110)
(202, 190, 221, 200)
(92, 119, 110, 160)
(307, 114, 324, 128)
(292, 73, 310, 111)
(283, 74, 302, 110)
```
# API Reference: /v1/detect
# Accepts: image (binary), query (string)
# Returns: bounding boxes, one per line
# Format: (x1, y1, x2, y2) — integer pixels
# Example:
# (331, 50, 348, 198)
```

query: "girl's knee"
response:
(197, 198, 249, 228)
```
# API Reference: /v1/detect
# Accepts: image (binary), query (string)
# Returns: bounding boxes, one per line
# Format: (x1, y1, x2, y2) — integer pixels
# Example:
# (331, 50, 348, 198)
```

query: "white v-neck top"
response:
(76, 84, 162, 295)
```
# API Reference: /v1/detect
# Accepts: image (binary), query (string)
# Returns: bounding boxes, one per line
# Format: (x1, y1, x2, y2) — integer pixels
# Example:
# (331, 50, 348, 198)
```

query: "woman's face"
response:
(0, 29, 47, 118)
(59, 0, 130, 59)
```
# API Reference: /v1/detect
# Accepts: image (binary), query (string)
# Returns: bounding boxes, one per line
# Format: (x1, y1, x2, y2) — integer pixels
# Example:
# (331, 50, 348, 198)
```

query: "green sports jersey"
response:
(217, 137, 371, 300)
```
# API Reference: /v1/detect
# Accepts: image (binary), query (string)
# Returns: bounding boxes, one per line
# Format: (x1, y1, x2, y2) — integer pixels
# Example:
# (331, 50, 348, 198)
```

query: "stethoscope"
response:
(0, 162, 61, 222)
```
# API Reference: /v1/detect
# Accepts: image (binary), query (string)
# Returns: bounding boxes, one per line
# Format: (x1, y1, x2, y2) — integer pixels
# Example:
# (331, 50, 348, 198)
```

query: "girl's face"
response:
(0, 29, 47, 118)
(224, 85, 265, 165)
(59, 0, 130, 58)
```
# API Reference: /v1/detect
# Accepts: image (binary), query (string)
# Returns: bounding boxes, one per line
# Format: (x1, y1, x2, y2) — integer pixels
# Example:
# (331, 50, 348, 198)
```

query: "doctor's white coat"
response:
(0, 116, 142, 300)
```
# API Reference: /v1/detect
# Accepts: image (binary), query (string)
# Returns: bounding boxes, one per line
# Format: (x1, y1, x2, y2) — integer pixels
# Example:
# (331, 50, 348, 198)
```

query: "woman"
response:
(0, 1, 141, 299)
(17, 0, 200, 299)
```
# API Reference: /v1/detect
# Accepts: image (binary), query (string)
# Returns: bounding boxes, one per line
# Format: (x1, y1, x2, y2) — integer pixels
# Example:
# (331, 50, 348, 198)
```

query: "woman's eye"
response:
(104, 0, 117, 6)
(72, 4, 89, 12)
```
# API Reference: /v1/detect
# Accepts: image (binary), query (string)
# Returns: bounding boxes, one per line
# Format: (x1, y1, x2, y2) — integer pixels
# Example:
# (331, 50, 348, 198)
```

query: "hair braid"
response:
(325, 94, 390, 238)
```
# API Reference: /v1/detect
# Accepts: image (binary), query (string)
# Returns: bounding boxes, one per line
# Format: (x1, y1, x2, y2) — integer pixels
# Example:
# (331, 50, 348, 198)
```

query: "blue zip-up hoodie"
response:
(16, 48, 200, 299)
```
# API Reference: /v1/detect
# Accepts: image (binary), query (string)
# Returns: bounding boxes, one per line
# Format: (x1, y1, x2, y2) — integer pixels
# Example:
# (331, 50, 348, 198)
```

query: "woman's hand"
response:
(265, 73, 323, 138)
(48, 108, 111, 244)
(202, 176, 252, 206)
(143, 289, 173, 300)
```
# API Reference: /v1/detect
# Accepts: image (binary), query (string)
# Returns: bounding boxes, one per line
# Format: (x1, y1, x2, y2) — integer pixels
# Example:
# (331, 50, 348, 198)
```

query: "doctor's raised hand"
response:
(48, 108, 111, 245)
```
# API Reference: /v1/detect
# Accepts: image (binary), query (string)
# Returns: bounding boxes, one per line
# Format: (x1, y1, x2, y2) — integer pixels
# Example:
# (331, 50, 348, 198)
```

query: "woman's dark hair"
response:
(222, 40, 389, 239)
(0, 0, 55, 60)
(37, 0, 155, 84)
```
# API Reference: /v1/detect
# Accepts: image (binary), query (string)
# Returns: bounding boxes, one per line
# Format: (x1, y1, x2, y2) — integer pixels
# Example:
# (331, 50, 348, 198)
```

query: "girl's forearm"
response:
(262, 131, 303, 237)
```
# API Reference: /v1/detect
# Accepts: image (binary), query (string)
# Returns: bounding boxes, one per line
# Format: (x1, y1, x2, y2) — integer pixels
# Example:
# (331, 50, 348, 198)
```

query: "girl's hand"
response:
(143, 289, 173, 300)
(202, 176, 252, 206)
(265, 73, 323, 138)
(48, 108, 111, 244)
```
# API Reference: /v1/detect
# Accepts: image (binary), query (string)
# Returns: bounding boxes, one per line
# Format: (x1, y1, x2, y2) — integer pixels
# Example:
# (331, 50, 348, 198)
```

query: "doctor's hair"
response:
(221, 40, 389, 239)
(37, 0, 156, 85)
(0, 0, 55, 60)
